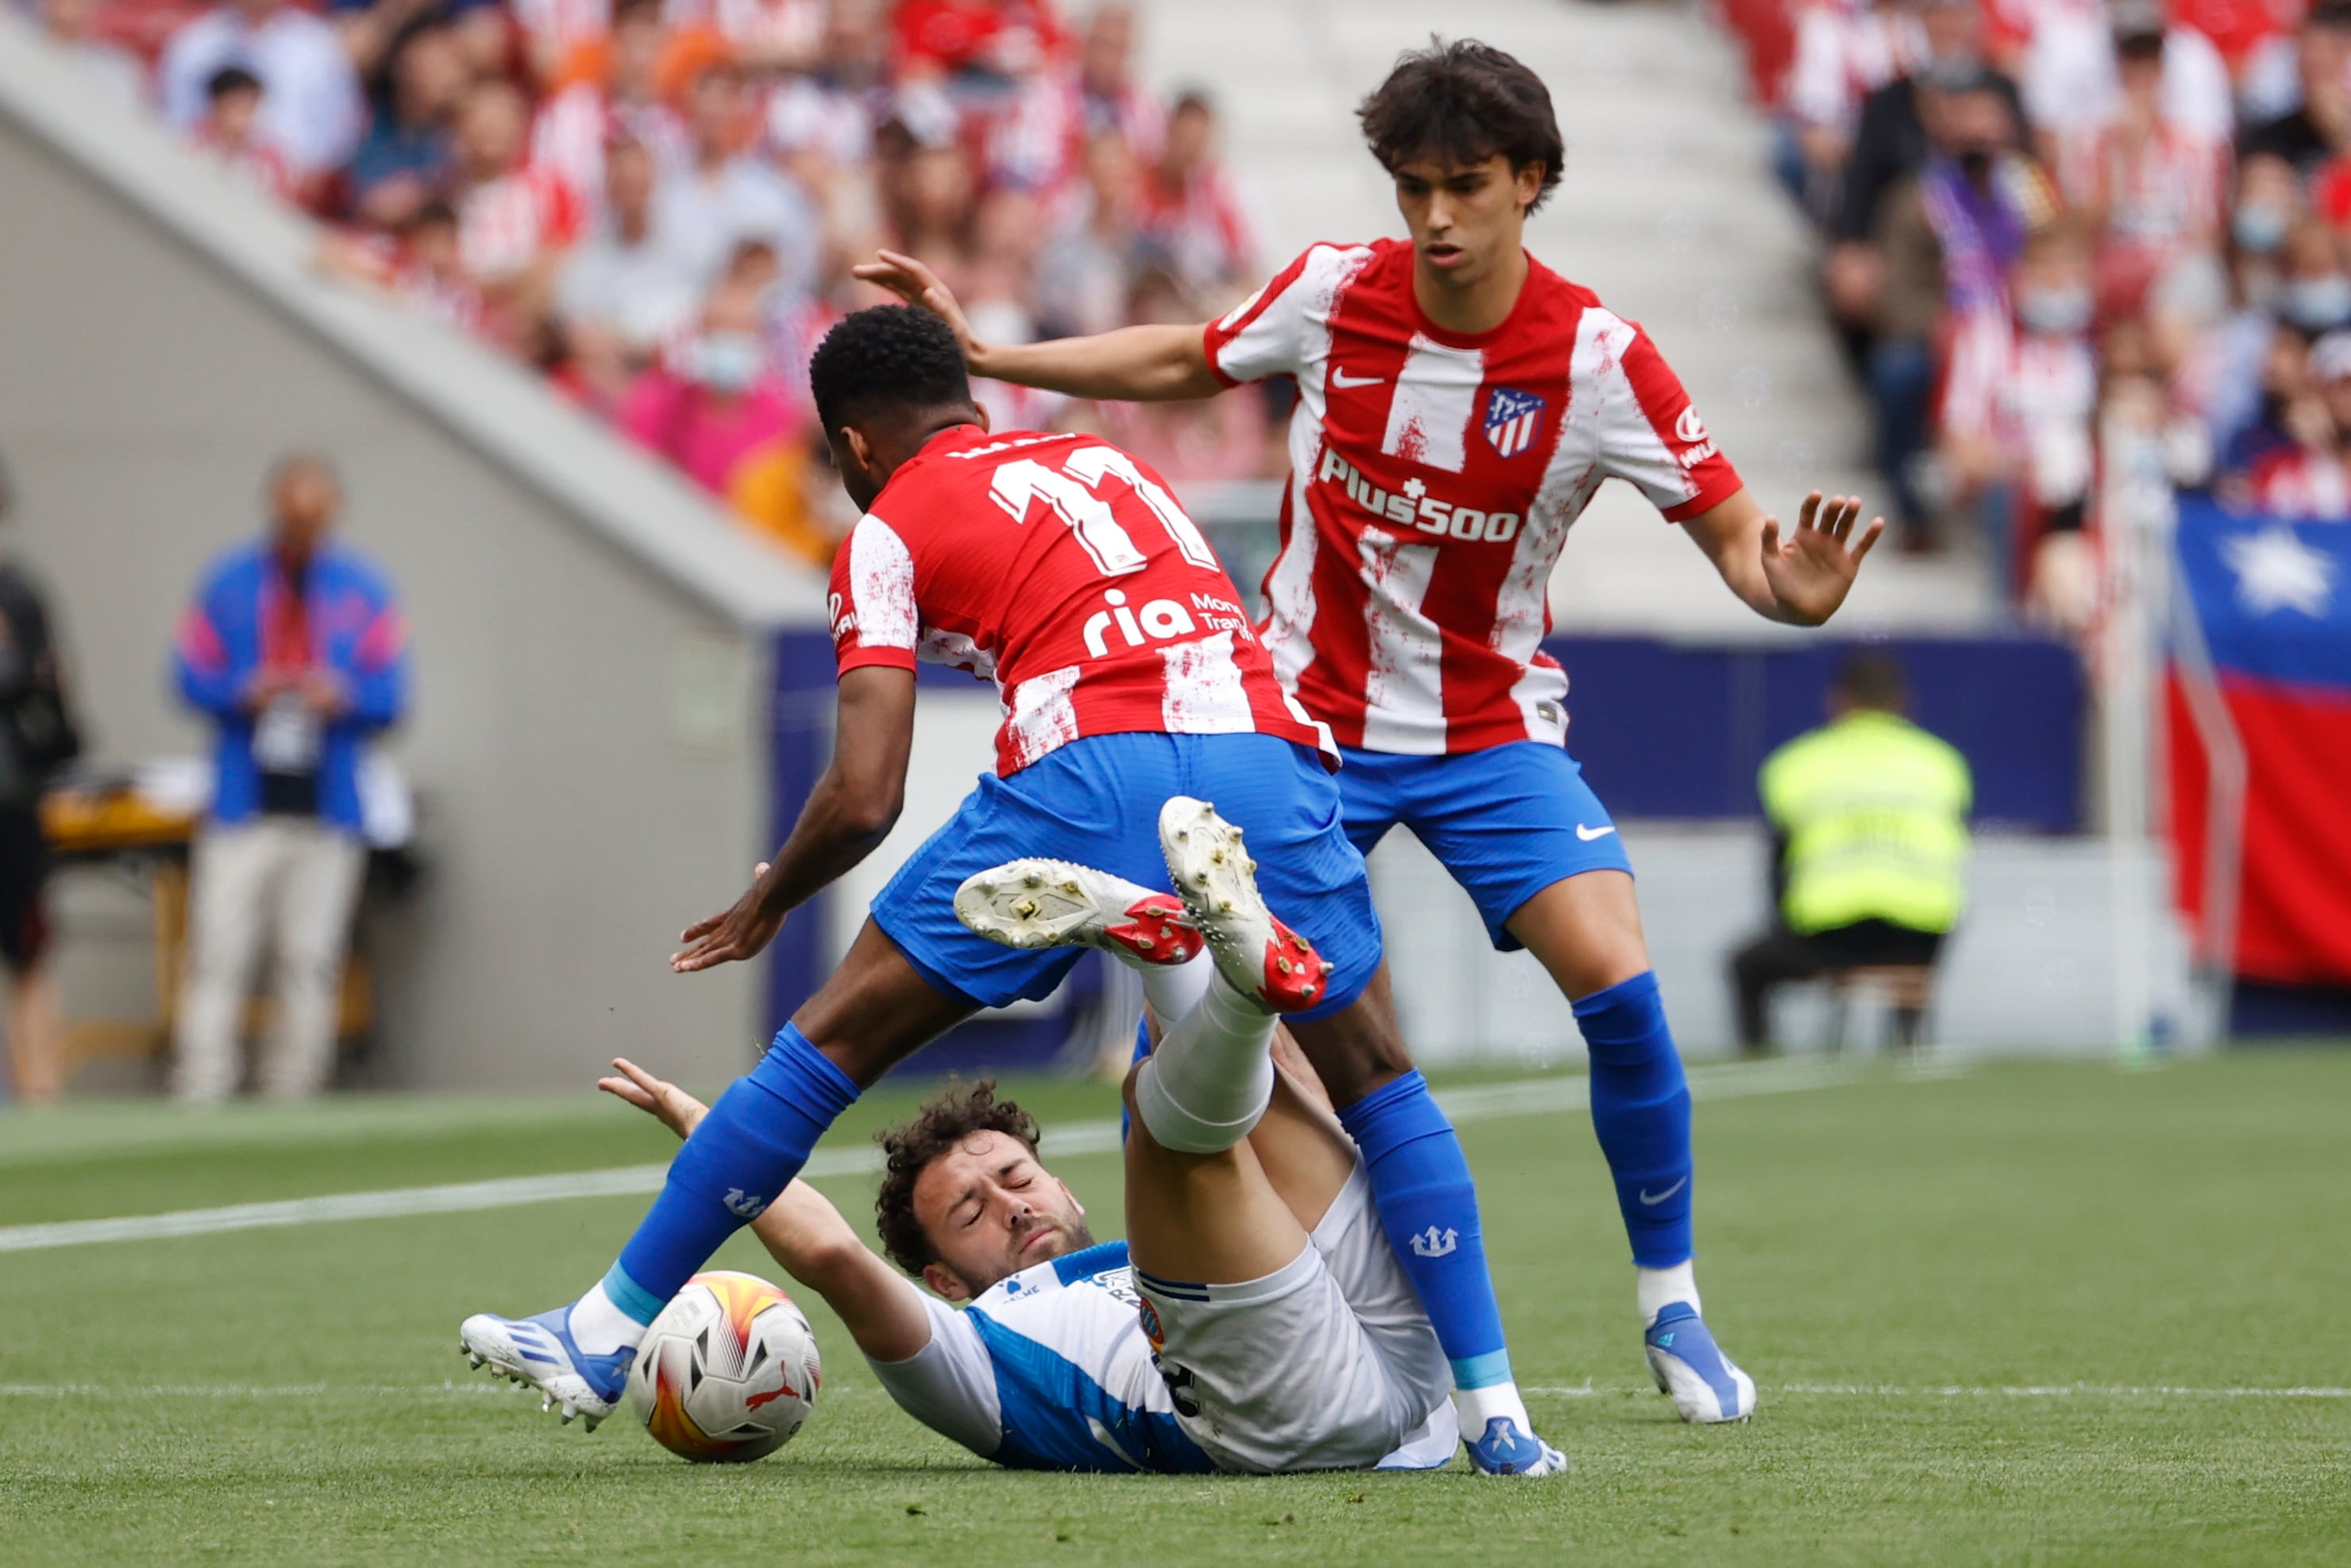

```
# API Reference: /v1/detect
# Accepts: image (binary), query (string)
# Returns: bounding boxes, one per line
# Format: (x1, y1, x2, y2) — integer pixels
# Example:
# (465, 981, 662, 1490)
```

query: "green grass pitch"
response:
(3, 1051, 2348, 1565)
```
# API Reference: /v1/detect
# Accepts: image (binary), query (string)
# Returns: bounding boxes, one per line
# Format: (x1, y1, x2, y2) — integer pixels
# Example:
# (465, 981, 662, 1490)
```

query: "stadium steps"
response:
(1139, 0, 1995, 632)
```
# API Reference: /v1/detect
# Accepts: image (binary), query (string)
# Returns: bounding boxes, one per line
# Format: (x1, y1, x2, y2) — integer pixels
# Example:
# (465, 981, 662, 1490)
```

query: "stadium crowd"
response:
(27, 0, 1271, 566)
(1771, 0, 2351, 625)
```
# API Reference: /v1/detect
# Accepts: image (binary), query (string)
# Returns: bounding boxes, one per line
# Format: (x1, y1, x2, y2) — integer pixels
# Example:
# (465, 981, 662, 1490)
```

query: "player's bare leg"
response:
(1507, 870, 1756, 1424)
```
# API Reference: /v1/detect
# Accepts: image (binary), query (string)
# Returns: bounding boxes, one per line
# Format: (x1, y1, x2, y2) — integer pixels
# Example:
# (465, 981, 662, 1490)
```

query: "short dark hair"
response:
(206, 64, 263, 102)
(807, 305, 973, 436)
(1836, 650, 1910, 711)
(1357, 37, 1564, 213)
(873, 1080, 1042, 1276)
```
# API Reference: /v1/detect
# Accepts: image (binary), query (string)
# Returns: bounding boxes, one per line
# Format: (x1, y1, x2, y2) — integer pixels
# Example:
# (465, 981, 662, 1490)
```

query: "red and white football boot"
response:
(1156, 796, 1332, 1012)
(953, 860, 1204, 968)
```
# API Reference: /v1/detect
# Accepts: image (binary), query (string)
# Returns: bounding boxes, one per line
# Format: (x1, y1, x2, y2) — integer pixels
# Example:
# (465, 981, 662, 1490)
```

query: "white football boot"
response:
(954, 859, 1204, 967)
(1644, 1303, 1759, 1423)
(458, 1307, 630, 1429)
(1157, 796, 1332, 1012)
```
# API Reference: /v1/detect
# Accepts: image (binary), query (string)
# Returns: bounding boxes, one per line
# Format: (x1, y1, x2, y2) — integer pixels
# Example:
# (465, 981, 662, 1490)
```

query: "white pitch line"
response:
(2, 1380, 2340, 1400)
(1525, 1384, 2351, 1400)
(0, 1057, 1870, 1256)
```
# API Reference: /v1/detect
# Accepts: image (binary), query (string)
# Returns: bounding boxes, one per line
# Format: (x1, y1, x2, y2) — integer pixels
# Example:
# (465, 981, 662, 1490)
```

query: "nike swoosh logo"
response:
(1638, 1177, 1688, 1205)
(1576, 823, 1618, 841)
(1328, 368, 1382, 388)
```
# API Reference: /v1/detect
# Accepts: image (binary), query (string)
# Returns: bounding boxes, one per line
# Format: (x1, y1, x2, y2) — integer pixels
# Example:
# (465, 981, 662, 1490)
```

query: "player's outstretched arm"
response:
(1680, 488, 1885, 627)
(598, 1058, 933, 1362)
(854, 249, 1222, 402)
(673, 665, 917, 973)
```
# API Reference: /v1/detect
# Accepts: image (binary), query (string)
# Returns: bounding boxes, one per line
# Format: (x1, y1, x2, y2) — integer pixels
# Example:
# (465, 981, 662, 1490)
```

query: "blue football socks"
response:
(1573, 971, 1695, 1269)
(1337, 1070, 1515, 1393)
(606, 1024, 860, 1321)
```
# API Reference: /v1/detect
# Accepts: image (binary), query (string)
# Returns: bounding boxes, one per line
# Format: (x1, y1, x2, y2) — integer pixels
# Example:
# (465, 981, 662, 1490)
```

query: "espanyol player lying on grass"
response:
(579, 828, 1460, 1475)
(854, 37, 1879, 1424)
(460, 303, 1567, 1474)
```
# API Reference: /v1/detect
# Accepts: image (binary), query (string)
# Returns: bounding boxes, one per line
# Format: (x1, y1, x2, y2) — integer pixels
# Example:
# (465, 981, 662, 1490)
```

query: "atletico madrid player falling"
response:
(858, 37, 1884, 1427)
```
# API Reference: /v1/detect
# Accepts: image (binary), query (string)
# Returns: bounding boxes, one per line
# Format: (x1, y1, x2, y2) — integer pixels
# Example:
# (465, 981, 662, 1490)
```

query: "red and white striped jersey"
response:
(458, 165, 583, 283)
(829, 425, 1335, 777)
(1204, 238, 1744, 756)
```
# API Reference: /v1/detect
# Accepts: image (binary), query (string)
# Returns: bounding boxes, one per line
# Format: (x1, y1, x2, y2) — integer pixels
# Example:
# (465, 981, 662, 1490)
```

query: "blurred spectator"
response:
(2241, 2, 2351, 176)
(160, 0, 364, 179)
(1035, 125, 1143, 338)
(2237, 328, 2351, 518)
(766, 0, 890, 217)
(2053, 19, 2227, 327)
(170, 455, 407, 1103)
(1140, 91, 1259, 298)
(2003, 223, 2100, 585)
(529, 0, 688, 222)
(0, 451, 83, 1107)
(2018, 0, 2232, 156)
(619, 254, 834, 563)
(1780, 0, 1925, 222)
(393, 199, 491, 332)
(1731, 653, 1971, 1054)
(557, 136, 701, 406)
(665, 0, 824, 75)
(892, 0, 1062, 85)
(189, 64, 299, 201)
(653, 64, 818, 297)
(346, 14, 465, 231)
(453, 78, 581, 333)
(986, 1, 1160, 194)
(1830, 0, 2023, 252)
(1860, 67, 2052, 545)
(37, 0, 146, 109)
(318, 198, 488, 333)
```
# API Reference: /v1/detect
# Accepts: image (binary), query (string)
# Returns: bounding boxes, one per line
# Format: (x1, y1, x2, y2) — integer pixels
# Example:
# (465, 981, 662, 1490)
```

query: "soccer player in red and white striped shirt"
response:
(860, 37, 1886, 1435)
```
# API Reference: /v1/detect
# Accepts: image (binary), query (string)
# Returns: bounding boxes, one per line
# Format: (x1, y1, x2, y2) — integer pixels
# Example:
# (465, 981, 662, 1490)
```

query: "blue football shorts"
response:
(1336, 741, 1633, 953)
(870, 731, 1382, 1023)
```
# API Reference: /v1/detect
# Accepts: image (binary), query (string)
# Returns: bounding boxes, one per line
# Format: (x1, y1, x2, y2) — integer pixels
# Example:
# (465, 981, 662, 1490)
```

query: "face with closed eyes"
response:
(908, 1130, 1093, 1300)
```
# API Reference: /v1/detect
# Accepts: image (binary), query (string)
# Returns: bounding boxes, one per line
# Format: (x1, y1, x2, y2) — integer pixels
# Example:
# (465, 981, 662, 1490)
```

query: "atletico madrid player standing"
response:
(860, 37, 1883, 1429)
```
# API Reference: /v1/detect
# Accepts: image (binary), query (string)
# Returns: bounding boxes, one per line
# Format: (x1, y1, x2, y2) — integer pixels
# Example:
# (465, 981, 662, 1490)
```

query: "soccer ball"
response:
(625, 1270, 822, 1462)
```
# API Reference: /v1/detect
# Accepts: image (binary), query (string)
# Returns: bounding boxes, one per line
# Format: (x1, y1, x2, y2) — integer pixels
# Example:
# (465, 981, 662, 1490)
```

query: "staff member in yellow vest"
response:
(1731, 652, 1971, 1053)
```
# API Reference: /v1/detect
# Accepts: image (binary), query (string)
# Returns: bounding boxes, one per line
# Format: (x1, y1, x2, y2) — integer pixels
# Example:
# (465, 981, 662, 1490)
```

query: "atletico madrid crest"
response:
(1483, 387, 1546, 459)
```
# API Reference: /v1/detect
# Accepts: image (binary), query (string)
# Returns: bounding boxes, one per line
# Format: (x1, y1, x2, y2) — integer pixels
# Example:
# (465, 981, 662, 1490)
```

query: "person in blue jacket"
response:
(170, 453, 407, 1102)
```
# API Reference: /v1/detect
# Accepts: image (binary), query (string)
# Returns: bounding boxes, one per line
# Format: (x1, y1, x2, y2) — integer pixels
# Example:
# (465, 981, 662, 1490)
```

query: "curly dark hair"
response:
(873, 1079, 1043, 1276)
(1356, 37, 1565, 214)
(807, 303, 973, 436)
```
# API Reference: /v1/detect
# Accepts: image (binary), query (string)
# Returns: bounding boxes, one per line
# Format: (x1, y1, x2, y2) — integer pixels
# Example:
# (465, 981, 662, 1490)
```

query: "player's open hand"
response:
(1759, 491, 1884, 626)
(597, 1057, 707, 1139)
(672, 862, 786, 974)
(851, 249, 982, 361)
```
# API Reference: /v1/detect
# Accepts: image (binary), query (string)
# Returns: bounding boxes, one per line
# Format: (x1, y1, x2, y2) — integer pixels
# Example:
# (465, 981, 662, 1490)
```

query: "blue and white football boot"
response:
(1464, 1416, 1570, 1477)
(459, 1307, 633, 1429)
(1644, 1302, 1757, 1423)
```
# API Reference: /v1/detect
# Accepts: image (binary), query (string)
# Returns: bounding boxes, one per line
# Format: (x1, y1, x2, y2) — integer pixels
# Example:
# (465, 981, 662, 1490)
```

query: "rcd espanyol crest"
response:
(1482, 387, 1546, 459)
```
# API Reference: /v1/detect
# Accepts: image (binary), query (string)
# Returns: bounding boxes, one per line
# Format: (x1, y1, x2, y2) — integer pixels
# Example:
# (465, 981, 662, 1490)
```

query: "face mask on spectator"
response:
(2233, 203, 2291, 255)
(2282, 274, 2351, 332)
(686, 332, 764, 393)
(2018, 286, 2093, 337)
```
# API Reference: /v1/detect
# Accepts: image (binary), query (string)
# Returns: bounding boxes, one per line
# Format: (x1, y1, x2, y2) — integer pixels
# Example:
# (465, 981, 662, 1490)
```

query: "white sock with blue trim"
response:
(1132, 973, 1275, 1154)
(567, 1278, 651, 1356)
(1637, 1261, 1701, 1328)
